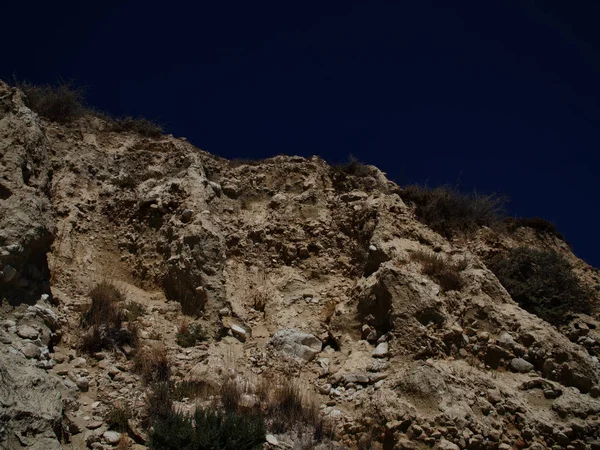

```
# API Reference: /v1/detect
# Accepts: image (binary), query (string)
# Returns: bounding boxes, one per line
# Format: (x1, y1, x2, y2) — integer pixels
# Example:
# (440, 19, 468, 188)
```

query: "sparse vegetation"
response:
(110, 116, 164, 138)
(504, 217, 568, 242)
(170, 379, 212, 401)
(400, 185, 506, 237)
(229, 158, 266, 168)
(146, 381, 173, 425)
(80, 282, 138, 353)
(176, 320, 207, 348)
(124, 301, 145, 322)
(17, 80, 88, 123)
(105, 403, 133, 432)
(250, 289, 267, 312)
(133, 343, 170, 384)
(148, 407, 266, 450)
(331, 155, 371, 177)
(411, 250, 468, 292)
(323, 300, 337, 325)
(487, 247, 593, 325)
(15, 79, 164, 136)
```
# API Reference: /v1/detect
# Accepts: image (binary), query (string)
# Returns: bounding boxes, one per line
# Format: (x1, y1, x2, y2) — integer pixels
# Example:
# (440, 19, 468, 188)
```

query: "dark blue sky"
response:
(2, 1, 599, 266)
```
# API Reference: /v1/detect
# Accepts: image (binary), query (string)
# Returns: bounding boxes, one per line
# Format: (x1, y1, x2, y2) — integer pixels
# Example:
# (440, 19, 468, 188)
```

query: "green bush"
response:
(176, 321, 207, 348)
(400, 185, 506, 237)
(487, 247, 593, 325)
(18, 80, 87, 122)
(148, 408, 265, 450)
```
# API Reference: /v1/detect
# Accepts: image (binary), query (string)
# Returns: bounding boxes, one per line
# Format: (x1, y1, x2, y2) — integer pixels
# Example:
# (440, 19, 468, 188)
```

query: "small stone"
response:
(373, 342, 389, 358)
(498, 332, 517, 347)
(21, 342, 41, 359)
(438, 438, 460, 450)
(510, 358, 534, 373)
(16, 325, 39, 340)
(72, 357, 87, 368)
(266, 434, 279, 445)
(87, 420, 104, 430)
(230, 324, 247, 342)
(103, 430, 122, 445)
(181, 209, 193, 223)
(76, 376, 90, 391)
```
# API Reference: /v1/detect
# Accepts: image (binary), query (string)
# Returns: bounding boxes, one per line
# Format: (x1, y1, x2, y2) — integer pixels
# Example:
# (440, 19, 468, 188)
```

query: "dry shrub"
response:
(220, 377, 244, 412)
(322, 300, 337, 325)
(146, 381, 173, 425)
(504, 217, 568, 243)
(176, 319, 207, 348)
(80, 282, 138, 353)
(110, 116, 163, 137)
(124, 301, 145, 322)
(411, 250, 467, 292)
(250, 290, 268, 313)
(170, 379, 212, 401)
(331, 155, 371, 178)
(266, 379, 331, 441)
(134, 343, 170, 384)
(105, 403, 132, 432)
(17, 80, 88, 122)
(248, 274, 272, 313)
(82, 282, 125, 328)
(400, 184, 506, 238)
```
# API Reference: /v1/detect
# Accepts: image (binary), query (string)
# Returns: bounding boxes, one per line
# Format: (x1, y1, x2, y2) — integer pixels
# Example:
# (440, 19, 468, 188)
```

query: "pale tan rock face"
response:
(1, 79, 600, 449)
(0, 81, 54, 303)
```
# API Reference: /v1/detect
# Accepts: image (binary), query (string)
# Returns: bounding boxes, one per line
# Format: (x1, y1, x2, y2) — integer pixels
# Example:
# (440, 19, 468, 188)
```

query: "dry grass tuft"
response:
(80, 282, 138, 353)
(105, 403, 133, 432)
(133, 343, 170, 384)
(322, 300, 337, 325)
(400, 184, 506, 238)
(411, 250, 467, 292)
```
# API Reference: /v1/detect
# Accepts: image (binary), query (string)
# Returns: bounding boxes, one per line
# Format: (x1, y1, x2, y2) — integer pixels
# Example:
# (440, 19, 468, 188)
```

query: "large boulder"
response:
(0, 347, 63, 449)
(270, 329, 322, 362)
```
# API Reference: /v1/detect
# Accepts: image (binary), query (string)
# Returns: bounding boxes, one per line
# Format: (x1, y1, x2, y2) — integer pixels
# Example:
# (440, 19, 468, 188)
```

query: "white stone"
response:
(103, 430, 122, 445)
(373, 342, 389, 358)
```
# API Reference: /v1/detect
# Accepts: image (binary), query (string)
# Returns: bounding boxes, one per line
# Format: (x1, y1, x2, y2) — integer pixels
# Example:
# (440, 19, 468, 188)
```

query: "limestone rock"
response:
(0, 348, 62, 449)
(103, 430, 122, 445)
(373, 342, 389, 358)
(510, 358, 534, 373)
(16, 325, 39, 339)
(21, 342, 41, 359)
(269, 329, 322, 362)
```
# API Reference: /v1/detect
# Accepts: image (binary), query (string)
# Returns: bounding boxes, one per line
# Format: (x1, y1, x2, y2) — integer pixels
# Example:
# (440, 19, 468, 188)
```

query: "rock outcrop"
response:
(0, 81, 54, 304)
(1, 80, 600, 449)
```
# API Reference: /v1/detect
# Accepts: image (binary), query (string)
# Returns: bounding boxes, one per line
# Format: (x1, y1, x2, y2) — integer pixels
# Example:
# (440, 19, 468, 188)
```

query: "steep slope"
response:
(1, 80, 600, 450)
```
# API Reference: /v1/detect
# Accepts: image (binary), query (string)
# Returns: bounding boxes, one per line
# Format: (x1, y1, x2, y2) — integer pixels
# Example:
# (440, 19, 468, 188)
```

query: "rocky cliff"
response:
(1, 80, 600, 450)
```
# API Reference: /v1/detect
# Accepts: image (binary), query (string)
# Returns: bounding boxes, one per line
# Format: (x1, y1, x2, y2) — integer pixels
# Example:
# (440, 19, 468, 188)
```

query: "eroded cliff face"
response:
(1, 80, 600, 450)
